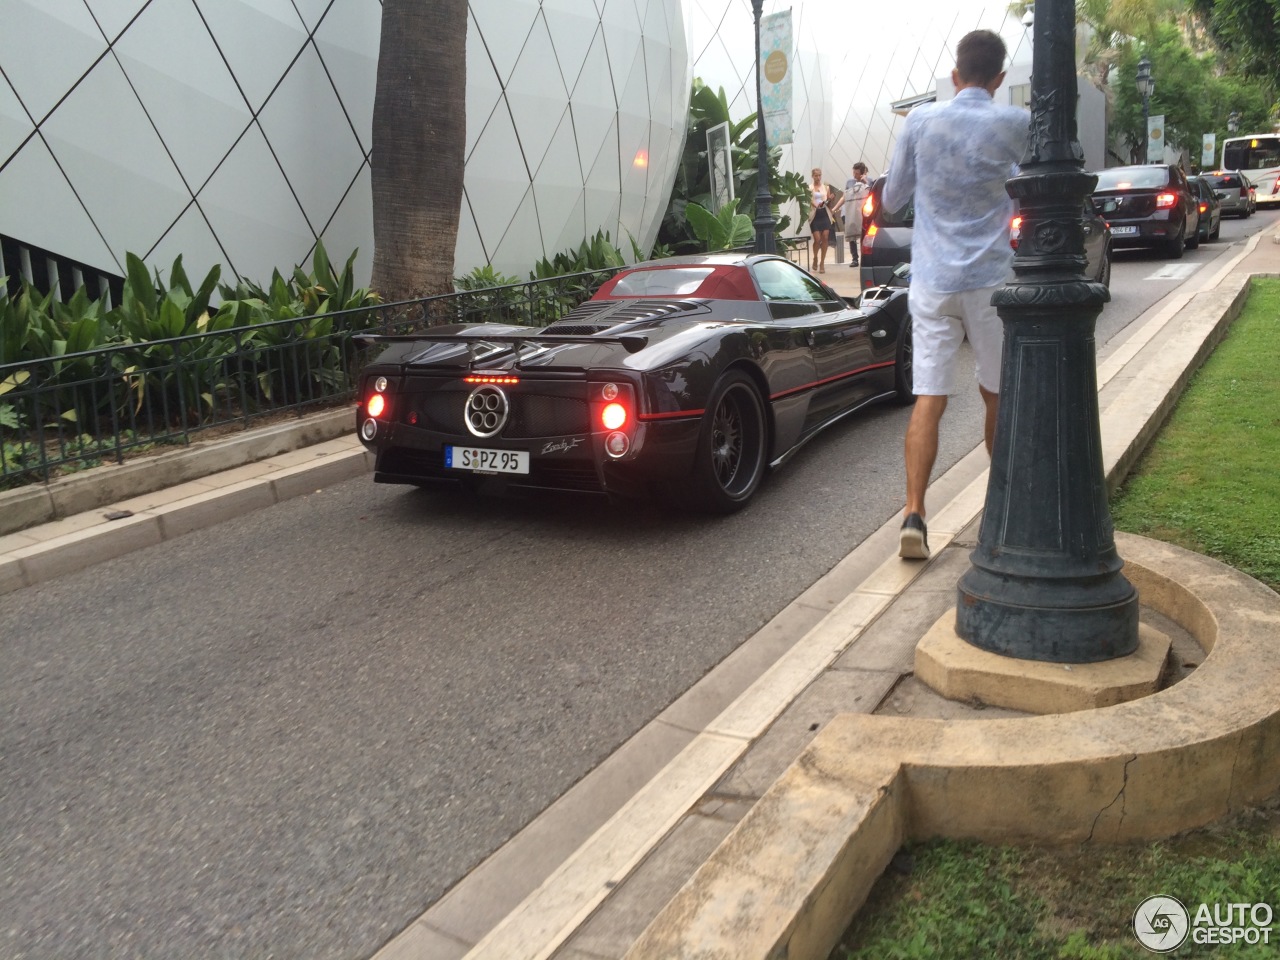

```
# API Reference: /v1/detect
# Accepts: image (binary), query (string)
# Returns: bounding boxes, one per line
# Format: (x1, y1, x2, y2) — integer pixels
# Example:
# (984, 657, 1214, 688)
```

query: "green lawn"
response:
(833, 278, 1280, 958)
(1110, 277, 1280, 592)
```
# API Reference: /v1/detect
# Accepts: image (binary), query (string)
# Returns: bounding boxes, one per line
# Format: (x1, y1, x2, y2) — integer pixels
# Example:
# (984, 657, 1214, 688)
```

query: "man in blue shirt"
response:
(882, 29, 1029, 559)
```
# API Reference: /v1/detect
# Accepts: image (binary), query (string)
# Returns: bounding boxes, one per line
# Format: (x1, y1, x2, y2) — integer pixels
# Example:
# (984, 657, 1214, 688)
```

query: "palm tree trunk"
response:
(370, 1, 466, 304)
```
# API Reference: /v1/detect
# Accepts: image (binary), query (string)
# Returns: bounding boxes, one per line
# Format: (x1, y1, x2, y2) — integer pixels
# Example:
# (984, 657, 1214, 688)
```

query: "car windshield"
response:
(610, 267, 713, 297)
(1206, 174, 1242, 188)
(1094, 168, 1170, 190)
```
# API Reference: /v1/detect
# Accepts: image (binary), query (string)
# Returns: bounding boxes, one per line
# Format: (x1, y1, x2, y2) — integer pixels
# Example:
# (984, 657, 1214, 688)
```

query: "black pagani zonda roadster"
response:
(355, 253, 913, 513)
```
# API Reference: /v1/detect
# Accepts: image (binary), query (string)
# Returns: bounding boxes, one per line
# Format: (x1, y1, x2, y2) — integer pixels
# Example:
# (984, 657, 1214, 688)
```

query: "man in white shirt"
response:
(843, 162, 872, 266)
(882, 29, 1028, 559)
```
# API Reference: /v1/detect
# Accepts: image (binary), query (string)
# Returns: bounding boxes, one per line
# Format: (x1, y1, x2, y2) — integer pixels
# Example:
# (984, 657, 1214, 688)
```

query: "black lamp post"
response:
(954, 0, 1139, 662)
(750, 0, 777, 254)
(1137, 56, 1154, 163)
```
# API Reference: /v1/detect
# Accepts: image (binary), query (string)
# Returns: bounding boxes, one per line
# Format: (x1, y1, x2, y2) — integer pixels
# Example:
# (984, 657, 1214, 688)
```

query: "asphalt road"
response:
(2, 211, 1274, 959)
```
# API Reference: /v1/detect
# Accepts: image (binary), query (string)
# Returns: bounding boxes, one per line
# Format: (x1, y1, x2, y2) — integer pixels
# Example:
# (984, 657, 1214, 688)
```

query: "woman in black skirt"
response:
(809, 167, 833, 273)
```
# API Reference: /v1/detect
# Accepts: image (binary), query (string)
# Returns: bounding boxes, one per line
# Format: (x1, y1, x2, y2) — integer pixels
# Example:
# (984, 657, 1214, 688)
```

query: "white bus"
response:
(1220, 134, 1280, 207)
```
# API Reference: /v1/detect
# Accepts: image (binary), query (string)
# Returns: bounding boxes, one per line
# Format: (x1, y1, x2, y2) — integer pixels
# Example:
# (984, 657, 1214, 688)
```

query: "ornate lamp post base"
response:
(955, 121, 1141, 662)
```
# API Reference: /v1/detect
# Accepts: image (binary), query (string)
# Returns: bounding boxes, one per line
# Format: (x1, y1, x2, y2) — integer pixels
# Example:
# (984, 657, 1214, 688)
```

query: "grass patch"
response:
(833, 278, 1280, 958)
(836, 802, 1280, 958)
(1109, 277, 1280, 591)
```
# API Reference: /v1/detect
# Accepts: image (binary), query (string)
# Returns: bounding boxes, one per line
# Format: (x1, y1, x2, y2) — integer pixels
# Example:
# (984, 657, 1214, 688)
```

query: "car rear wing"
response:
(353, 331, 650, 368)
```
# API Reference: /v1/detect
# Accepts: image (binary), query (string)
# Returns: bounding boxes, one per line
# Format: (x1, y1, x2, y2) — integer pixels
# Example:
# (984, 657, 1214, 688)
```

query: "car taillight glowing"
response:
(1198, 201, 1208, 213)
(862, 194, 875, 218)
(366, 393, 386, 418)
(1155, 192, 1177, 208)
(601, 402, 627, 430)
(1010, 215, 1022, 249)
(464, 375, 519, 384)
(861, 222, 878, 257)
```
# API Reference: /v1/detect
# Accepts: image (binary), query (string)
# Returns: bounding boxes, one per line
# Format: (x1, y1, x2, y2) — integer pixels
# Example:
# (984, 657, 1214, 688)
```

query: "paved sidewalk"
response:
(3, 228, 1278, 959)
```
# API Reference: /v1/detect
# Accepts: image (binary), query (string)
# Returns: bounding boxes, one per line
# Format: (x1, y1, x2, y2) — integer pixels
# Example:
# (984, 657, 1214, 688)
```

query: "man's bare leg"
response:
(900, 394, 946, 558)
(980, 384, 998, 454)
(904, 394, 948, 519)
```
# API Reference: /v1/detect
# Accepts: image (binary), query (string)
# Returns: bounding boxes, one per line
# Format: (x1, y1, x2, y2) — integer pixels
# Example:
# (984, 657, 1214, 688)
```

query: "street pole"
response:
(954, 0, 1140, 662)
(1137, 56, 1153, 163)
(750, 0, 777, 254)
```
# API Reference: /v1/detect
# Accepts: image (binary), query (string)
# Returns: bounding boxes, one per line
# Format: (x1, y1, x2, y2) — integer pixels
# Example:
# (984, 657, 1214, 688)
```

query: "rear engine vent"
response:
(541, 298, 703, 336)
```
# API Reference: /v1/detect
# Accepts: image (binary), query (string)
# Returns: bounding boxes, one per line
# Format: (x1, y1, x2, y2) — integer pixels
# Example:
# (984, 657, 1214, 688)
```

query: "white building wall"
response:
(1, 0, 1109, 293)
(0, 0, 688, 290)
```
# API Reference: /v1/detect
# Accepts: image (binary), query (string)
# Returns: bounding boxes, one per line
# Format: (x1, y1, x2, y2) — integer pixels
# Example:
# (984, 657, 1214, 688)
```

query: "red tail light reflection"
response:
(1155, 193, 1177, 209)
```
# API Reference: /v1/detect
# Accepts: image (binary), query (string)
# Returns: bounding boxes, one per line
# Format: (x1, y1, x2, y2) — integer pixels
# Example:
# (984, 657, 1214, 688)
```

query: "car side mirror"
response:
(892, 262, 911, 282)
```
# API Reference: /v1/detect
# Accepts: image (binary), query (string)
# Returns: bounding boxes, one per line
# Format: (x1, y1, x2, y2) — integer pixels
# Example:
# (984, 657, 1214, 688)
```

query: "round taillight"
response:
(360, 418, 378, 441)
(367, 393, 386, 418)
(601, 402, 627, 430)
(601, 382, 620, 401)
(605, 431, 630, 457)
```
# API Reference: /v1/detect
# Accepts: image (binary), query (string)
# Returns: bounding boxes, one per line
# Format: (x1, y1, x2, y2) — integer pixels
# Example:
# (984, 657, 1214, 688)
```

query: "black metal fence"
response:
(0, 268, 625, 487)
(1, 240, 815, 488)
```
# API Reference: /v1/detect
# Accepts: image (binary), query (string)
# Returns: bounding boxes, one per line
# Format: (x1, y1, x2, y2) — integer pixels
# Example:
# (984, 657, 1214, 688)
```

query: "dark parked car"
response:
(1188, 175, 1222, 241)
(1010, 198, 1112, 287)
(858, 176, 913, 290)
(860, 175, 1111, 289)
(1201, 170, 1254, 218)
(355, 254, 914, 513)
(1091, 164, 1200, 258)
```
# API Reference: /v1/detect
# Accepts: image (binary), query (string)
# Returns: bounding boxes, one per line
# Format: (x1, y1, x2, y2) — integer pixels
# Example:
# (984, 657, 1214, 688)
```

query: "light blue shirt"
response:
(882, 87, 1029, 293)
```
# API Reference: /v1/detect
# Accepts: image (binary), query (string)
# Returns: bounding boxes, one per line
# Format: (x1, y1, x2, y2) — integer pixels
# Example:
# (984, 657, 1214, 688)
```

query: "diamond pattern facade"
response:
(0, 0, 1037, 294)
(0, 0, 687, 290)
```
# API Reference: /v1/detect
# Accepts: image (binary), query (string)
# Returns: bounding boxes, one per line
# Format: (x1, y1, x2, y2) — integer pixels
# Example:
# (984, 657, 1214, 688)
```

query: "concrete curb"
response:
(0, 406, 355, 537)
(0, 438, 371, 595)
(625, 534, 1280, 959)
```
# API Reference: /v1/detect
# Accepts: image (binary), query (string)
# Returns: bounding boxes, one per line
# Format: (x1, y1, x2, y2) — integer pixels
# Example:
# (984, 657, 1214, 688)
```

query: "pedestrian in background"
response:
(881, 29, 1029, 560)
(844, 162, 872, 267)
(808, 167, 834, 273)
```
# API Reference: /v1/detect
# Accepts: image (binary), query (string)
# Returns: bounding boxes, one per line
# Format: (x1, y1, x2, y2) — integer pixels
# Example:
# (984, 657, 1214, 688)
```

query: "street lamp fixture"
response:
(1228, 110, 1240, 134)
(750, 0, 776, 254)
(1136, 56, 1154, 163)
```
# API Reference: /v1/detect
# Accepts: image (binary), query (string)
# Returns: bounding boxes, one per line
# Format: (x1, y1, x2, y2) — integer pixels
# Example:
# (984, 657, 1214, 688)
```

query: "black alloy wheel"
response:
(893, 315, 915, 404)
(679, 370, 767, 513)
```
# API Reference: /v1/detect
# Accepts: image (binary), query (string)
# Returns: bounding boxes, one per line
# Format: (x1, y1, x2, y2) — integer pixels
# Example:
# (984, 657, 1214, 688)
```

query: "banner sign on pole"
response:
(1201, 133, 1216, 169)
(760, 11, 793, 146)
(1147, 115, 1165, 163)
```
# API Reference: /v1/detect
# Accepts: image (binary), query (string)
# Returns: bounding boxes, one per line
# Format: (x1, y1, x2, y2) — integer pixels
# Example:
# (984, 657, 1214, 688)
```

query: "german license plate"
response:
(445, 446, 529, 474)
(1111, 225, 1138, 236)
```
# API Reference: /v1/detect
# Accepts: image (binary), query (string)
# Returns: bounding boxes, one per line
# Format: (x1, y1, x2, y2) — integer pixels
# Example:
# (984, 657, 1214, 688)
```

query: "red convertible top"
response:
(592, 263, 759, 302)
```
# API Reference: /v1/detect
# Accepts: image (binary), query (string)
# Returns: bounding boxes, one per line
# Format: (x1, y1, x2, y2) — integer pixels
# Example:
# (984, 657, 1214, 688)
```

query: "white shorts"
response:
(909, 282, 1004, 396)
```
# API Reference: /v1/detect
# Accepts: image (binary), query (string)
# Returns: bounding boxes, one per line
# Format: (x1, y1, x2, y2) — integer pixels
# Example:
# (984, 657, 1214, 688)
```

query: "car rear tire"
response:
(1211, 219, 1221, 240)
(1186, 222, 1200, 249)
(1099, 247, 1111, 289)
(676, 370, 767, 514)
(893, 315, 915, 405)
(1164, 224, 1185, 259)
